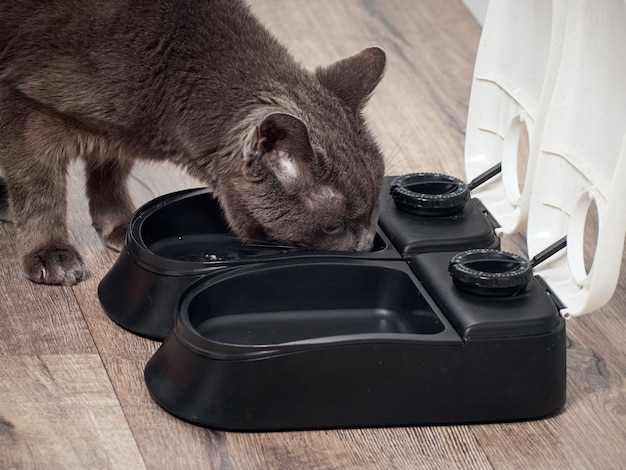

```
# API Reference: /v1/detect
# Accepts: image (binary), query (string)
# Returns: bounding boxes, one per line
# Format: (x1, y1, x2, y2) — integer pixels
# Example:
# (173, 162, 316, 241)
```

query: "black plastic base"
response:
(146, 326, 565, 431)
(98, 249, 206, 340)
(99, 174, 567, 431)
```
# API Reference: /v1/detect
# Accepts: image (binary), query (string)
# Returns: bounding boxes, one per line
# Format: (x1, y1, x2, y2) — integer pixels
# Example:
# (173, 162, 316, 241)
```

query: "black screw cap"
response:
(448, 249, 533, 297)
(390, 173, 470, 216)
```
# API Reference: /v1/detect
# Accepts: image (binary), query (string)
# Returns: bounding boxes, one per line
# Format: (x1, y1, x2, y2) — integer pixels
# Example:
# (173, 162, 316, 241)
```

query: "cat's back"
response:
(0, 0, 291, 123)
(1, 0, 274, 65)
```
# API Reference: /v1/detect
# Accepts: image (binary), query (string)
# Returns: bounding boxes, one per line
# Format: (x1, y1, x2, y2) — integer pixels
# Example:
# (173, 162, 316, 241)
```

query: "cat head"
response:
(216, 47, 386, 251)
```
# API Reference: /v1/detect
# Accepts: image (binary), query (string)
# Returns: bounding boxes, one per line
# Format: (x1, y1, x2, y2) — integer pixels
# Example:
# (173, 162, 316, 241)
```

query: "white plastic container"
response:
(465, 0, 626, 316)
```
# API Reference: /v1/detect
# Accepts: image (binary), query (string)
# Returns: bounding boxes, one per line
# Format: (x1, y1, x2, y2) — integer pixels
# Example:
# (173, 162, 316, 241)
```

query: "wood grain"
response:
(0, 355, 145, 469)
(0, 223, 96, 356)
(1, 0, 625, 468)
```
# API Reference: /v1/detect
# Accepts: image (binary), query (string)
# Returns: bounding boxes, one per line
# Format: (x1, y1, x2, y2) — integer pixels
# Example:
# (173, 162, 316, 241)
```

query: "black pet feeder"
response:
(98, 168, 575, 430)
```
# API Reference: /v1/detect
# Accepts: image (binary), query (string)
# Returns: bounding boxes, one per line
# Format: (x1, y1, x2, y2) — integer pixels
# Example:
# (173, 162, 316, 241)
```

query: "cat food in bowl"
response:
(98, 188, 401, 340)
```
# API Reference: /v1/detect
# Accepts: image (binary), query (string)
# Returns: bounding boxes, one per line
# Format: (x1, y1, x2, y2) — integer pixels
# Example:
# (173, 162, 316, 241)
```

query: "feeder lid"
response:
(464, 0, 626, 316)
(448, 249, 533, 297)
(390, 173, 470, 216)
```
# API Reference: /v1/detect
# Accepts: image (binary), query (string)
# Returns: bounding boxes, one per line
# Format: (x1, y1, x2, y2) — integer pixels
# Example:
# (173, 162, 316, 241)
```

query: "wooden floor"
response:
(2, 1, 625, 468)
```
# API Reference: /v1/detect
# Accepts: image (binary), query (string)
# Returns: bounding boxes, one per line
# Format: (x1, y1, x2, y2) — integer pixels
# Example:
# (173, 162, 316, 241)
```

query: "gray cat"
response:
(0, 0, 386, 285)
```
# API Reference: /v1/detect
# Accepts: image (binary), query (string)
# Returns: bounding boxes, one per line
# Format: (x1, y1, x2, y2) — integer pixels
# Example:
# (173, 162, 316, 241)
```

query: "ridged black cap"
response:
(448, 249, 533, 297)
(390, 173, 470, 216)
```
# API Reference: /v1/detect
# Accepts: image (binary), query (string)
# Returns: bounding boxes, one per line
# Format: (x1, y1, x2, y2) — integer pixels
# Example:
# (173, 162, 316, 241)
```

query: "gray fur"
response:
(0, 0, 386, 285)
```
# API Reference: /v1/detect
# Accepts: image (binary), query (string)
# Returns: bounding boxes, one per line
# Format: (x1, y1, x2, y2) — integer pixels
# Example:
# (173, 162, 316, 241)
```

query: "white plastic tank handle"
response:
(465, 0, 626, 316)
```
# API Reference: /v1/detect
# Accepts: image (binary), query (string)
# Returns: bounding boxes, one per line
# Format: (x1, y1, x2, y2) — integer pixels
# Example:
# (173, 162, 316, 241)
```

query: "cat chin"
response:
(355, 230, 376, 252)
(332, 231, 376, 252)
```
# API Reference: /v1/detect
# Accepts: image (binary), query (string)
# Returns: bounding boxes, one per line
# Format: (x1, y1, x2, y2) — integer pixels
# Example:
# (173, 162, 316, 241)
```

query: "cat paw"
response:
(101, 224, 128, 252)
(23, 244, 87, 285)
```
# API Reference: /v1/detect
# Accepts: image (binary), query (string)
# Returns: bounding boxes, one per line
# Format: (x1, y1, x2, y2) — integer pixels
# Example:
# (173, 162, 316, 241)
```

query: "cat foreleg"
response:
(85, 158, 135, 252)
(4, 162, 86, 285)
(0, 104, 87, 285)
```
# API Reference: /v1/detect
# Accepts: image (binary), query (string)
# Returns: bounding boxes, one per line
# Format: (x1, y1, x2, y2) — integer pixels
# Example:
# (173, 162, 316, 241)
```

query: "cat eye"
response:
(322, 224, 343, 236)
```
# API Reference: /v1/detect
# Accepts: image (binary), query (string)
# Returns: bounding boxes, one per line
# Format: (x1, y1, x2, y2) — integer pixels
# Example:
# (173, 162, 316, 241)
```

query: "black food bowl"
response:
(98, 188, 401, 340)
(144, 259, 462, 431)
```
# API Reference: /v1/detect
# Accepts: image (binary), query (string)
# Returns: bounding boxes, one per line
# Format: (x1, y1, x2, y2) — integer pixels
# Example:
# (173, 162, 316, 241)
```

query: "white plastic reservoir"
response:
(465, 0, 626, 316)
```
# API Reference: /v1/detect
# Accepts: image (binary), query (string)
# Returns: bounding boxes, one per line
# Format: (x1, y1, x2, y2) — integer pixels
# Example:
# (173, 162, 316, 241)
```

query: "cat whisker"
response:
(384, 125, 418, 175)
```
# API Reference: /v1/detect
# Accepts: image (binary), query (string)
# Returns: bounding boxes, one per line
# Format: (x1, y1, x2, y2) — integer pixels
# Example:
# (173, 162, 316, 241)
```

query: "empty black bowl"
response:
(144, 258, 462, 430)
(144, 256, 565, 431)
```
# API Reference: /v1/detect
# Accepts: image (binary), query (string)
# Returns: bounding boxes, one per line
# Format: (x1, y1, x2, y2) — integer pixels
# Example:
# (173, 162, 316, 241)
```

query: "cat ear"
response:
(250, 113, 315, 190)
(315, 46, 386, 114)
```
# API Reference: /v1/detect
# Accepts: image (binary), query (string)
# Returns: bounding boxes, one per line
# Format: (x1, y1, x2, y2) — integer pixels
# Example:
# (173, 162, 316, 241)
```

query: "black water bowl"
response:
(144, 259, 461, 430)
(98, 188, 401, 340)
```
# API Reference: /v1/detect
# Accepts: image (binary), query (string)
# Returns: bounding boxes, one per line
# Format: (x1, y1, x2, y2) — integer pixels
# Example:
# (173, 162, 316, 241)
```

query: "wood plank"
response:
(0, 354, 145, 469)
(0, 222, 96, 356)
(221, 427, 492, 470)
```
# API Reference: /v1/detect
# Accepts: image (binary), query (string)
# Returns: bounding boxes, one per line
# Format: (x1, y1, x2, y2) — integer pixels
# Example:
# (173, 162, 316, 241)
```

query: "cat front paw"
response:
(100, 223, 128, 252)
(23, 244, 87, 285)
